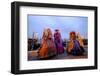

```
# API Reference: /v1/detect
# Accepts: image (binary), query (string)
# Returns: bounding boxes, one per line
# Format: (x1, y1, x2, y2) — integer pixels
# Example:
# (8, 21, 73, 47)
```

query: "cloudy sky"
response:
(28, 15, 88, 39)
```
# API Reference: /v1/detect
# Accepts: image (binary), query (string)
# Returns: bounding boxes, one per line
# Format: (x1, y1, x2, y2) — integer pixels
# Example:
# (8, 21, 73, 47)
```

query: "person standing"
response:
(38, 28, 57, 59)
(54, 29, 64, 54)
(67, 31, 85, 56)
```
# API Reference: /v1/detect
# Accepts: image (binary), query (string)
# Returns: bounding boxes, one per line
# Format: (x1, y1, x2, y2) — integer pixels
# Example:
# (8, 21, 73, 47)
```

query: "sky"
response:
(28, 15, 88, 39)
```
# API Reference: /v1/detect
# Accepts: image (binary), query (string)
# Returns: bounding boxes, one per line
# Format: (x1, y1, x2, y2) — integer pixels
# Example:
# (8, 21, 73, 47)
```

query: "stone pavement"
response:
(28, 47, 87, 61)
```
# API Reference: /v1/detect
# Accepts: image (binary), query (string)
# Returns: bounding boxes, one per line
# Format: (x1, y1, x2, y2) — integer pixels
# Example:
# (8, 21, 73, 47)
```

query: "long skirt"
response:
(38, 39, 57, 59)
(55, 40, 64, 54)
(67, 40, 85, 56)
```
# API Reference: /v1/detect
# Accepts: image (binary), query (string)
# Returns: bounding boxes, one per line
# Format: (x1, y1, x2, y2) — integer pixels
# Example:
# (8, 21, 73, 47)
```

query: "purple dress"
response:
(54, 32, 64, 54)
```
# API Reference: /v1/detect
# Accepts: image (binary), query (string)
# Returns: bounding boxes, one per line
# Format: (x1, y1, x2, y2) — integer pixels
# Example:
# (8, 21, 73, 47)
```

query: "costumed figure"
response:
(54, 29, 64, 54)
(38, 28, 57, 59)
(67, 31, 85, 56)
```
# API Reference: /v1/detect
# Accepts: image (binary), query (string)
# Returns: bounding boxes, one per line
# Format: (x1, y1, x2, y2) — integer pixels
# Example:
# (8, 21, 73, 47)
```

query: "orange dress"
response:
(38, 30, 57, 59)
(38, 39, 49, 58)
(67, 40, 74, 53)
(66, 32, 76, 53)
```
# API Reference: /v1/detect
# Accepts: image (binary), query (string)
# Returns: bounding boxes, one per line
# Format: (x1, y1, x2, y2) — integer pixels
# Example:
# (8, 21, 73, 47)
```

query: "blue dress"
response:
(71, 40, 84, 56)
